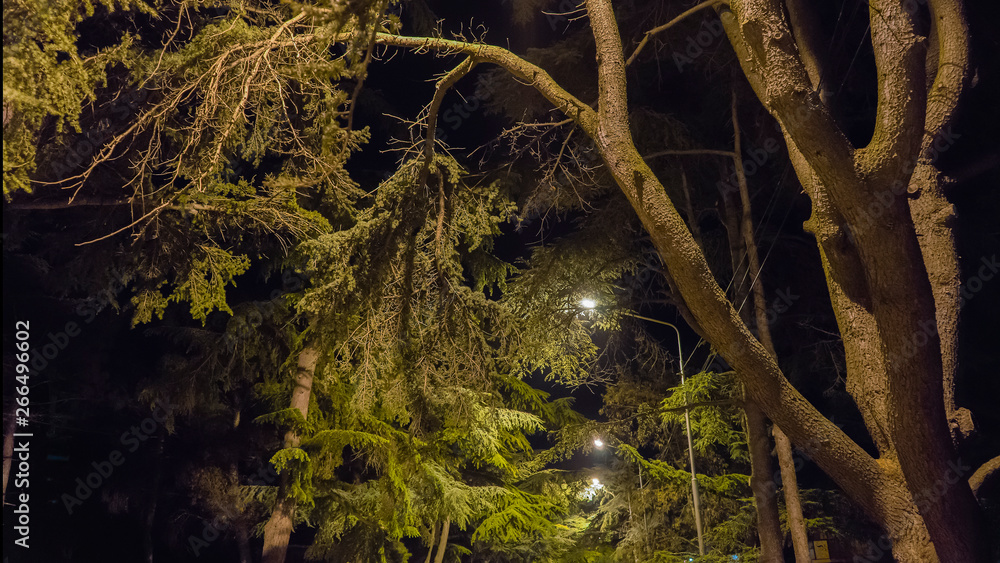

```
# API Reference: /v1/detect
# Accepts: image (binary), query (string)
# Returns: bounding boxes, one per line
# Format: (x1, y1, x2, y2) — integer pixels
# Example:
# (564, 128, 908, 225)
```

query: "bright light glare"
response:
(581, 477, 604, 500)
(580, 298, 596, 309)
(593, 438, 604, 448)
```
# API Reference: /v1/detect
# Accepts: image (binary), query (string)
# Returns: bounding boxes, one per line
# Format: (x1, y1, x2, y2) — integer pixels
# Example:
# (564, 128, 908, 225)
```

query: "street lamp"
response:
(580, 300, 705, 556)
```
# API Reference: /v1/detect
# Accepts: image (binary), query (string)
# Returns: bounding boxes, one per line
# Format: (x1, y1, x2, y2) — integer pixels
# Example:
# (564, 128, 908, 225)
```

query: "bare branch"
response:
(625, 0, 727, 67)
(366, 33, 598, 135)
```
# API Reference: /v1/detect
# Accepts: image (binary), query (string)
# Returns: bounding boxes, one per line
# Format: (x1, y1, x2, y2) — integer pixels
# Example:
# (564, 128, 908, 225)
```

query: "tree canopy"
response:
(3, 0, 999, 562)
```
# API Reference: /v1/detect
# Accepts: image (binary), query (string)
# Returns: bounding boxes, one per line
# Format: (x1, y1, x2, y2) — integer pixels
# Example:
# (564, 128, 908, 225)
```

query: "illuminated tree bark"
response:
(262, 347, 318, 563)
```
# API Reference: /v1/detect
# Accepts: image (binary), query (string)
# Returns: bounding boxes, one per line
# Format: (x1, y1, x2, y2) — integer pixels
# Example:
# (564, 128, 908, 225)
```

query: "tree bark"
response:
(423, 522, 439, 563)
(744, 401, 784, 562)
(432, 517, 450, 563)
(261, 346, 319, 563)
(718, 1, 985, 559)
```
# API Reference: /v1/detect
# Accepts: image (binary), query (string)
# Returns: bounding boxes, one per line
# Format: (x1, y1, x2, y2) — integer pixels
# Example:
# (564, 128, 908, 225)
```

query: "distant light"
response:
(593, 438, 604, 448)
(592, 478, 600, 485)
(580, 298, 596, 309)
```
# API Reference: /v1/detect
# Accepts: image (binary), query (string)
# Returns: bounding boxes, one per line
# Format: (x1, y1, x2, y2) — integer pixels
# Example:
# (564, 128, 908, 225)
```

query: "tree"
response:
(348, 1, 989, 560)
(5, 0, 995, 560)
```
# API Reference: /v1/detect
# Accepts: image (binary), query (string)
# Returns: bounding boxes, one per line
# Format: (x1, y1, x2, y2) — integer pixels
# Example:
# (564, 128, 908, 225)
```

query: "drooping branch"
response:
(364, 33, 598, 135)
(417, 56, 477, 190)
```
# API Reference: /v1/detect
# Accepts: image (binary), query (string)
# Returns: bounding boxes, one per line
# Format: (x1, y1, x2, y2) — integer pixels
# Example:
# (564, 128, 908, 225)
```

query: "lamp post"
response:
(583, 301, 705, 556)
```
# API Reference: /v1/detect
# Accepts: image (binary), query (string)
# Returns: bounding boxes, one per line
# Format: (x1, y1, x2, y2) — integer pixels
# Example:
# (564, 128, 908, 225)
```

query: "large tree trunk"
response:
(261, 346, 319, 563)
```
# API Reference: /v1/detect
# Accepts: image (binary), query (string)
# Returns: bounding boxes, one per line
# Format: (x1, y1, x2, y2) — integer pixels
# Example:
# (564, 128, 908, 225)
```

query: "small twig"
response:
(626, 0, 727, 67)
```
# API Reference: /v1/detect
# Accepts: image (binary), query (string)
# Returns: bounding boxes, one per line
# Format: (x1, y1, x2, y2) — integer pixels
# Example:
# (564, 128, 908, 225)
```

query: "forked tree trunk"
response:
(261, 346, 319, 563)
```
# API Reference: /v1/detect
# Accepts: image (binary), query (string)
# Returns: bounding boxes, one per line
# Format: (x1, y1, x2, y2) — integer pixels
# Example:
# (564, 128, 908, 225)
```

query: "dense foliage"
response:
(3, 0, 998, 562)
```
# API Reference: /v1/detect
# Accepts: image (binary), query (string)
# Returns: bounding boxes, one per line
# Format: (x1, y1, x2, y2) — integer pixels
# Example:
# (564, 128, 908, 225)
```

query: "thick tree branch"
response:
(367, 33, 598, 135)
(717, 0, 859, 205)
(583, 0, 885, 518)
(923, 0, 969, 154)
(907, 0, 971, 444)
(854, 0, 926, 184)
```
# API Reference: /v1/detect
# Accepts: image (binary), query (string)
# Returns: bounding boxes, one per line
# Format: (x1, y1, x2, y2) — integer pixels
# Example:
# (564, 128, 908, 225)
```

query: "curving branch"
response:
(365, 33, 599, 135)
(854, 0, 926, 184)
(417, 56, 477, 190)
(970, 455, 1000, 498)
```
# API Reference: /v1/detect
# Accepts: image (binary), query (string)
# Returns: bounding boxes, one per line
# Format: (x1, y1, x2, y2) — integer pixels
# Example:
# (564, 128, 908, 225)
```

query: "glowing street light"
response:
(579, 299, 705, 556)
(593, 438, 604, 448)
